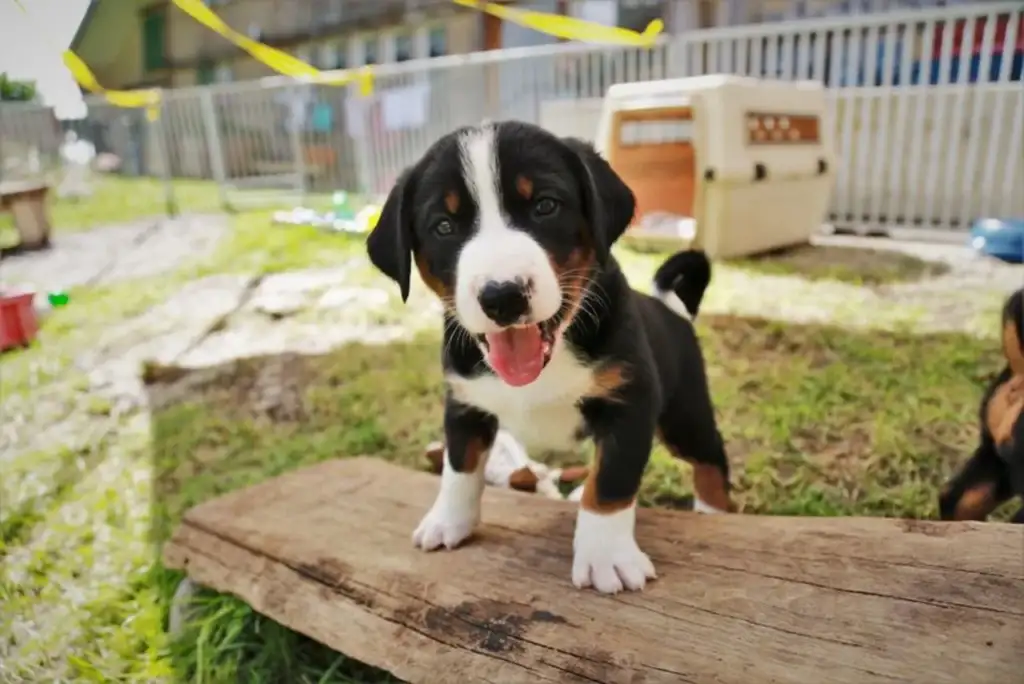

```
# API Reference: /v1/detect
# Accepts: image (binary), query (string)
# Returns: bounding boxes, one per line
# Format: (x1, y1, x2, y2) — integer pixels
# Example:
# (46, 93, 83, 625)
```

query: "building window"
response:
(318, 42, 346, 69)
(619, 0, 664, 33)
(363, 36, 379, 65)
(429, 27, 447, 57)
(142, 8, 167, 72)
(197, 60, 215, 85)
(395, 32, 413, 62)
(318, 44, 335, 69)
(214, 63, 233, 83)
(324, 0, 343, 23)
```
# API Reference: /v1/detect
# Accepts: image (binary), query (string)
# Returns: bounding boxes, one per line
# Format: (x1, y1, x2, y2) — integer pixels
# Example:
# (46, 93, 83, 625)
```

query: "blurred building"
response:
(69, 0, 1004, 91)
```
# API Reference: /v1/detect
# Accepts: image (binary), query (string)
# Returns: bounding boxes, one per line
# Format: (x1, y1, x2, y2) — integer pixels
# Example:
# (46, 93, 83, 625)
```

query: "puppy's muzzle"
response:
(477, 279, 531, 327)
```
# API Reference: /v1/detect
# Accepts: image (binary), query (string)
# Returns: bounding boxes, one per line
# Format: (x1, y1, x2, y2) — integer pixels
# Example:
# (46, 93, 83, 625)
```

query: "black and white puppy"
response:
(367, 120, 734, 594)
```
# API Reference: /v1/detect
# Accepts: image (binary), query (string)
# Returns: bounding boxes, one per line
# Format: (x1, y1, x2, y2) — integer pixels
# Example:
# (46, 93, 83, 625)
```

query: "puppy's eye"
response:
(533, 198, 560, 218)
(433, 219, 454, 237)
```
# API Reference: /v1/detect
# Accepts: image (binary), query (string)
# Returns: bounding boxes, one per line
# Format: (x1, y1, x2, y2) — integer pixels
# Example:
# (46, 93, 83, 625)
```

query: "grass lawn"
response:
(0, 177, 226, 249)
(0, 178, 1016, 683)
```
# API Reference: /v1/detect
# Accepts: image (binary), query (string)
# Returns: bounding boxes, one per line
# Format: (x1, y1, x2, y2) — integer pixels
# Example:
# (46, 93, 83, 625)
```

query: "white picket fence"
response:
(1, 2, 1021, 232)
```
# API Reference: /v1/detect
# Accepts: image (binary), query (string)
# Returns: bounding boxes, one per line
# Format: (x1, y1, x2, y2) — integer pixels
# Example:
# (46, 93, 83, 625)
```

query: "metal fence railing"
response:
(1, 2, 1021, 231)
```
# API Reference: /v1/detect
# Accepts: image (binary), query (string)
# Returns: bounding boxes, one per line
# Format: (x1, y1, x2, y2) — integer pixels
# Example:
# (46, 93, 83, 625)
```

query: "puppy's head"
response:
(1002, 288, 1024, 377)
(366, 121, 635, 387)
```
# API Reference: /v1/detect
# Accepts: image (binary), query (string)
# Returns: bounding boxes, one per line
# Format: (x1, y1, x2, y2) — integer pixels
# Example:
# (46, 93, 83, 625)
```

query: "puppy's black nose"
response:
(478, 281, 530, 326)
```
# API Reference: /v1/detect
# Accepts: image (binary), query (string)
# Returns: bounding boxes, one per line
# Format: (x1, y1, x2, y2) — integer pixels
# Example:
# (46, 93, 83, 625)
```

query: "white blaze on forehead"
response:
(459, 125, 503, 228)
(453, 124, 563, 335)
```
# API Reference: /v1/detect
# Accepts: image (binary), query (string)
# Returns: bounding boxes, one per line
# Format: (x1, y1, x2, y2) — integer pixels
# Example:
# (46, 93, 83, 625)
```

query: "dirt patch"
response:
(146, 353, 313, 423)
(0, 214, 228, 292)
(730, 244, 949, 285)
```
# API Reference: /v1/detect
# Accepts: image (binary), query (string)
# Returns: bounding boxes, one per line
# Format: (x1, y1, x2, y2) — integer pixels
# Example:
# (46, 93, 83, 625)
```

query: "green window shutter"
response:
(143, 10, 167, 71)
(197, 60, 215, 85)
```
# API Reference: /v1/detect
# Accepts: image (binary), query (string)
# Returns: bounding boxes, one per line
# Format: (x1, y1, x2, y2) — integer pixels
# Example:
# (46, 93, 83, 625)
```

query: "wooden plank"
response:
(163, 457, 1024, 684)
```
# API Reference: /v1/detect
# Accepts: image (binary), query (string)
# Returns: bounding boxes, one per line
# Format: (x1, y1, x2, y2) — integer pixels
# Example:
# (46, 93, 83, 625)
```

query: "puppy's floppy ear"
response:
(562, 136, 636, 264)
(367, 167, 417, 302)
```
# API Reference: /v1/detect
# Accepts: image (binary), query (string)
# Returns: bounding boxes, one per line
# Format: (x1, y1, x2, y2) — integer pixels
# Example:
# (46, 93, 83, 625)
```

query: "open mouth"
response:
(477, 319, 557, 387)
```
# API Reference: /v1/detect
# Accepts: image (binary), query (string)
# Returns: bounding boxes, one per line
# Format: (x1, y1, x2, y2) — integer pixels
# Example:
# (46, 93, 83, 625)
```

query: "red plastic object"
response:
(0, 292, 38, 351)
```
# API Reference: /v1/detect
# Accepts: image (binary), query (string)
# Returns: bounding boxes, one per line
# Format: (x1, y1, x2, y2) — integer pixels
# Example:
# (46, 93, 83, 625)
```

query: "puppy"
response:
(366, 120, 734, 593)
(939, 288, 1024, 523)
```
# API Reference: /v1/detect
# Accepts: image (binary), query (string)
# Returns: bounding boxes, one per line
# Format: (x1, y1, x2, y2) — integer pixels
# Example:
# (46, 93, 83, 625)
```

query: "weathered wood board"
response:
(163, 457, 1024, 684)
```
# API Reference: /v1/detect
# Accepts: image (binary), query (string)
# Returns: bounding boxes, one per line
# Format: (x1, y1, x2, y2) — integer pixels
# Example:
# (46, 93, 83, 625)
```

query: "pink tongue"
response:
(485, 326, 545, 387)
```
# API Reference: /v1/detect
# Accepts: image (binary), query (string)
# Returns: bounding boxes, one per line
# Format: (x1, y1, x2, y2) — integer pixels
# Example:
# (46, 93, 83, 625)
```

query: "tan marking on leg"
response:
(691, 463, 736, 512)
(656, 428, 737, 513)
(457, 436, 489, 474)
(580, 443, 635, 514)
(953, 481, 998, 521)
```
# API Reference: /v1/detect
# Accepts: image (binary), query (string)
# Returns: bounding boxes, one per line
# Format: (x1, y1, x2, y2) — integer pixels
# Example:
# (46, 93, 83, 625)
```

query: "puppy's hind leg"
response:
(658, 388, 735, 514)
(938, 441, 1012, 521)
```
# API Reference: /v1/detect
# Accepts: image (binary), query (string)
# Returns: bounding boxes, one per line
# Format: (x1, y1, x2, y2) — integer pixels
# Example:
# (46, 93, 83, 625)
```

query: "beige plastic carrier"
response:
(595, 75, 836, 259)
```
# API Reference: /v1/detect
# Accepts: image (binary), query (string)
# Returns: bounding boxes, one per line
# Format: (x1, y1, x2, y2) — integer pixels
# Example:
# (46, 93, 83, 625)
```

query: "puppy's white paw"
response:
(412, 462, 484, 551)
(412, 504, 479, 551)
(571, 505, 656, 594)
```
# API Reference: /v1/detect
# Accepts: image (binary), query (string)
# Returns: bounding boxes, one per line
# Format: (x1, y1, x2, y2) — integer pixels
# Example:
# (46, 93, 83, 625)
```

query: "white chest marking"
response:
(447, 344, 595, 452)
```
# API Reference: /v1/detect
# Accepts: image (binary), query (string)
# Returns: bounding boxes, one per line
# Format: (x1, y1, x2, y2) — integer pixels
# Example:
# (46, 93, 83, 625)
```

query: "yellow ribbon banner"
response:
(171, 0, 374, 95)
(11, 0, 162, 118)
(451, 0, 663, 46)
(62, 52, 162, 120)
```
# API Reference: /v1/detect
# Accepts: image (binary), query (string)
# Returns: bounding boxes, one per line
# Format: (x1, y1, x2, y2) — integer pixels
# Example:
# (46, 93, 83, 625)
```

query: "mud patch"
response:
(731, 244, 949, 286)
(419, 600, 569, 654)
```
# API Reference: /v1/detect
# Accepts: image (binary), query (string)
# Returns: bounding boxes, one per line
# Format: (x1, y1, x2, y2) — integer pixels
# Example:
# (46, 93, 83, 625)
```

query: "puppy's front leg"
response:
(573, 402, 657, 593)
(413, 400, 498, 551)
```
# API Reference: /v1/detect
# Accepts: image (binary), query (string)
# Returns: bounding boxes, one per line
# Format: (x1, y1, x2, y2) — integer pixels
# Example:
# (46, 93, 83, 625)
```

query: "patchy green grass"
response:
(0, 185, 1016, 684)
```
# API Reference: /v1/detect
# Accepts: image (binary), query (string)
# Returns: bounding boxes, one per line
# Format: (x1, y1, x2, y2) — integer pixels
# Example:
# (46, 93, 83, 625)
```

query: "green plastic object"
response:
(332, 191, 355, 221)
(47, 291, 70, 308)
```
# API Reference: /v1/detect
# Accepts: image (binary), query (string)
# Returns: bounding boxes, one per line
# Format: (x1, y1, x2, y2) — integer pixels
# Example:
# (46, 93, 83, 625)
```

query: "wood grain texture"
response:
(163, 458, 1024, 684)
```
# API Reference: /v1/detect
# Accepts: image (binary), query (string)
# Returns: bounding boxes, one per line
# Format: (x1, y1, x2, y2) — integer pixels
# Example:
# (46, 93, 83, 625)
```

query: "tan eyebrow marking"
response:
(516, 175, 533, 199)
(444, 190, 459, 214)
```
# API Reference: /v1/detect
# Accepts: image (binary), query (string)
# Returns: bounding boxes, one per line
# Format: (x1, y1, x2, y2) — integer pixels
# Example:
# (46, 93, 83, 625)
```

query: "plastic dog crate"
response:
(595, 75, 836, 259)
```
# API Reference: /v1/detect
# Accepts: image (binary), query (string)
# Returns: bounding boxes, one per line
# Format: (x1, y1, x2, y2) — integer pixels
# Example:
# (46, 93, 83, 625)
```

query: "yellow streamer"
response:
(171, 0, 374, 95)
(452, 0, 663, 46)
(10, 0, 162, 118)
(62, 52, 162, 120)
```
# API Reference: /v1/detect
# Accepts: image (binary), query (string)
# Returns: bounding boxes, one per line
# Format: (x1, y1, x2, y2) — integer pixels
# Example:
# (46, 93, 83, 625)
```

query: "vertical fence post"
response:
(349, 86, 376, 200)
(150, 91, 178, 217)
(200, 88, 231, 212)
(289, 83, 308, 202)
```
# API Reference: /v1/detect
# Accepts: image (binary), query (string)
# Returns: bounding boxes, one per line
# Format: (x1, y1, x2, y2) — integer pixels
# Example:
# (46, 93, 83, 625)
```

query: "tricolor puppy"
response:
(939, 288, 1024, 524)
(367, 121, 735, 594)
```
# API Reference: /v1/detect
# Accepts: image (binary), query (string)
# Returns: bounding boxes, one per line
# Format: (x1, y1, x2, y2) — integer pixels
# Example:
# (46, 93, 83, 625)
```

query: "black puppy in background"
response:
(939, 288, 1024, 523)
